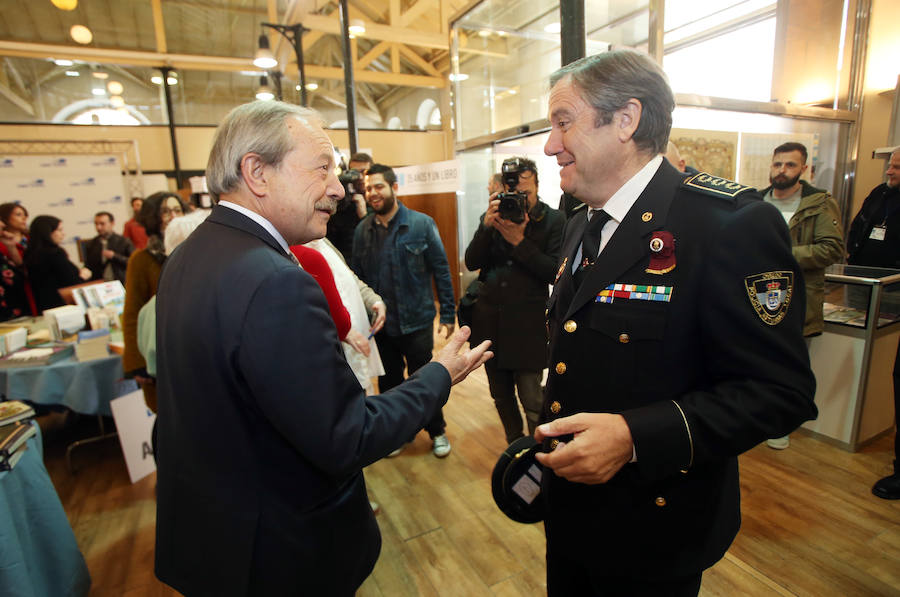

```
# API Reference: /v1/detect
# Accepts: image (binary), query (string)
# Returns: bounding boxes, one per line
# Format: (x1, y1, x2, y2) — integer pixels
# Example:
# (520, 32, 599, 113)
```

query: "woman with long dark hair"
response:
(0, 202, 37, 315)
(123, 192, 186, 412)
(23, 215, 91, 313)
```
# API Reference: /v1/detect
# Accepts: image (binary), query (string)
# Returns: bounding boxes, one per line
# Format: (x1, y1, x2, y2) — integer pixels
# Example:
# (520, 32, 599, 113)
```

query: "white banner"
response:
(110, 389, 157, 484)
(395, 159, 461, 196)
(1, 154, 129, 263)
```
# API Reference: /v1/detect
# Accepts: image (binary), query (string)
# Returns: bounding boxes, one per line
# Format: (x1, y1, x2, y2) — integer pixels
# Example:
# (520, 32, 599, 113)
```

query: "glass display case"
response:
(803, 265, 900, 451)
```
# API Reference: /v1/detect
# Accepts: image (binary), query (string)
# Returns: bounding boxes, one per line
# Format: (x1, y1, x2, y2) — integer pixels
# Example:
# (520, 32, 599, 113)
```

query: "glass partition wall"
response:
(451, 0, 867, 269)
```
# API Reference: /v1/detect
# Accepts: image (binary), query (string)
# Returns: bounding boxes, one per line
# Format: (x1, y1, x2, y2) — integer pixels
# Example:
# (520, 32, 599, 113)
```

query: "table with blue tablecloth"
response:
(0, 422, 91, 597)
(0, 355, 123, 417)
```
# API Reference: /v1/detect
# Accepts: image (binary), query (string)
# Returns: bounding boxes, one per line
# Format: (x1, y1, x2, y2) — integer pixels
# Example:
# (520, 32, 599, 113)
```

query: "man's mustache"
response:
(315, 198, 337, 215)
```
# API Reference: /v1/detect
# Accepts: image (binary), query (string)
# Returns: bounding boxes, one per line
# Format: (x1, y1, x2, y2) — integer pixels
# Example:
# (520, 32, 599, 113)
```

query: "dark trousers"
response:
(484, 361, 543, 444)
(375, 327, 446, 438)
(547, 548, 702, 597)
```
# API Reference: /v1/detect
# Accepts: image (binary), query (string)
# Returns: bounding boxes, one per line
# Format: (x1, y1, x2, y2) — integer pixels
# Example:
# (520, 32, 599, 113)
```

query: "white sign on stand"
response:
(110, 390, 157, 484)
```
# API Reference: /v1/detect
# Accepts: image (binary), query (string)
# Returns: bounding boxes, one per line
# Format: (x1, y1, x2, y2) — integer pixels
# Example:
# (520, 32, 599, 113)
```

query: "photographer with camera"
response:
(464, 156, 565, 444)
(327, 152, 373, 261)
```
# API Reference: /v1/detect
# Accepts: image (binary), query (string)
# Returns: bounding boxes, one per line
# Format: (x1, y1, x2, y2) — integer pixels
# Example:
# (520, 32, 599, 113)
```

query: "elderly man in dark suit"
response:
(153, 100, 491, 597)
(536, 49, 818, 596)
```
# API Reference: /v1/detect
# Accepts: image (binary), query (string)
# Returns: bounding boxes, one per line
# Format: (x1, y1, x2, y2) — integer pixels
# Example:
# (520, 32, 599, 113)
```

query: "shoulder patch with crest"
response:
(683, 172, 753, 198)
(744, 271, 794, 325)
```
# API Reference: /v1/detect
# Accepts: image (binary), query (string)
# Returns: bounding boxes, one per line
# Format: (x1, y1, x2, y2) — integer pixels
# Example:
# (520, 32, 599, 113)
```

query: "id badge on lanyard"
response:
(869, 225, 886, 241)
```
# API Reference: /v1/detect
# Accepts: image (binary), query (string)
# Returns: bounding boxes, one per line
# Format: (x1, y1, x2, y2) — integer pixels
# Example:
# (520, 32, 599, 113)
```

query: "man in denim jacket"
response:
(352, 164, 457, 457)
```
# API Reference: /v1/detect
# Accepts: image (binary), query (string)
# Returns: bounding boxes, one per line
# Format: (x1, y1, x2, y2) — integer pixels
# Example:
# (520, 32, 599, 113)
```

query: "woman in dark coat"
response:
(23, 215, 91, 313)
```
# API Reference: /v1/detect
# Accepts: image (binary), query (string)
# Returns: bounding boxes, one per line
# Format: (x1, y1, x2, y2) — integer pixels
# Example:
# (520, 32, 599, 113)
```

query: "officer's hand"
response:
(535, 413, 633, 484)
(483, 197, 501, 228)
(438, 322, 455, 339)
(369, 300, 386, 335)
(494, 211, 528, 246)
(433, 326, 492, 385)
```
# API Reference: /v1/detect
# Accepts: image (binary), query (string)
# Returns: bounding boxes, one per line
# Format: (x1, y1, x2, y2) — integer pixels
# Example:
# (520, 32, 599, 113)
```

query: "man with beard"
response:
(465, 157, 564, 444)
(153, 102, 492, 596)
(352, 163, 457, 458)
(83, 211, 134, 283)
(848, 147, 900, 499)
(760, 142, 843, 449)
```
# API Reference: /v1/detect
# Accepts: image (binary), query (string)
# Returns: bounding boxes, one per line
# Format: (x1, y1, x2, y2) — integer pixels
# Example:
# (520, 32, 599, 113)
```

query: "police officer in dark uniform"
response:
(536, 49, 818, 596)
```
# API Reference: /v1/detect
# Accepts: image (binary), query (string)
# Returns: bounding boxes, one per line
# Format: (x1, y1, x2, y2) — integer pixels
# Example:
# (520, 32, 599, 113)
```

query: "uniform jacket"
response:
(351, 202, 455, 334)
(542, 161, 817, 580)
(154, 206, 451, 596)
(464, 199, 565, 370)
(760, 180, 844, 336)
(847, 182, 900, 268)
(83, 232, 134, 283)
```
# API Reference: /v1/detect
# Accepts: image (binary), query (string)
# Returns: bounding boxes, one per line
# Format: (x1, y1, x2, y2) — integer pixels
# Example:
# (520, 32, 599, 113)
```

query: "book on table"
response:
(0, 343, 74, 369)
(0, 400, 35, 427)
(0, 443, 27, 472)
(0, 421, 36, 459)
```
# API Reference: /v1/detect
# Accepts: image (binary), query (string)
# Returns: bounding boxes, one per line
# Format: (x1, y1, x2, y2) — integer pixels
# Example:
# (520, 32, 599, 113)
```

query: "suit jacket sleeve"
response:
(237, 265, 451, 477)
(623, 200, 817, 478)
(110, 235, 135, 267)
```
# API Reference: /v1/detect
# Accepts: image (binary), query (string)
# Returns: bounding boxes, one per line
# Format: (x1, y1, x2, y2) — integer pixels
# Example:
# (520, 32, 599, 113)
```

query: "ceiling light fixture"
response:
(54, 58, 74, 66)
(70, 25, 93, 44)
(65, 71, 79, 77)
(92, 71, 109, 79)
(256, 75, 274, 101)
(151, 75, 163, 85)
(348, 19, 366, 37)
(449, 73, 469, 82)
(253, 34, 278, 69)
(306, 82, 318, 91)
(109, 95, 125, 108)
(91, 88, 106, 96)
(166, 74, 178, 85)
(51, 0, 77, 10)
(544, 23, 561, 34)
(107, 80, 124, 95)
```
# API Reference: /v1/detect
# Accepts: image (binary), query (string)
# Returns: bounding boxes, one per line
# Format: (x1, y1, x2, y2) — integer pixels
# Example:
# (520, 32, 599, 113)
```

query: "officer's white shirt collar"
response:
(576, 155, 663, 264)
(218, 200, 292, 257)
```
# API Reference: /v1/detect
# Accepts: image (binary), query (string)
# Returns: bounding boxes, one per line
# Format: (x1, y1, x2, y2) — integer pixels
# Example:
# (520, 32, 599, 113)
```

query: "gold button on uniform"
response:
(555, 362, 567, 374)
(655, 496, 666, 507)
(550, 401, 561, 414)
(550, 439, 560, 450)
(564, 320, 577, 333)
(618, 333, 630, 344)
(642, 211, 653, 222)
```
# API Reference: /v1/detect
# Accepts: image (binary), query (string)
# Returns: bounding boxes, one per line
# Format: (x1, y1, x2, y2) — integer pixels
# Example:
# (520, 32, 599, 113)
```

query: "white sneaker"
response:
(766, 436, 790, 450)
(432, 434, 451, 458)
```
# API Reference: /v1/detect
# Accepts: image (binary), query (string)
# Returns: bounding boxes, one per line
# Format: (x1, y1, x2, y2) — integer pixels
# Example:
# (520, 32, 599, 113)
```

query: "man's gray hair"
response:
(206, 100, 322, 202)
(550, 49, 674, 156)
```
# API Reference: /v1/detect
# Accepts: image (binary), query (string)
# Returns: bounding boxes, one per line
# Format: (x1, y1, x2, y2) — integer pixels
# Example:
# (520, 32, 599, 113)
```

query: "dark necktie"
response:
(574, 209, 611, 287)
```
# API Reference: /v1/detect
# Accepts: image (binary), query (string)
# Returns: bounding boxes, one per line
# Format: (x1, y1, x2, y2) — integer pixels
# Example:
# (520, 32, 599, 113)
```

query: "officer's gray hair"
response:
(206, 100, 322, 203)
(550, 49, 674, 156)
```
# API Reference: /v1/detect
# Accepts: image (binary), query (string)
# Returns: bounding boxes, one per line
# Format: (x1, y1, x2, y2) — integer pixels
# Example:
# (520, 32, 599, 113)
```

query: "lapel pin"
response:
(646, 230, 675, 274)
(641, 211, 653, 222)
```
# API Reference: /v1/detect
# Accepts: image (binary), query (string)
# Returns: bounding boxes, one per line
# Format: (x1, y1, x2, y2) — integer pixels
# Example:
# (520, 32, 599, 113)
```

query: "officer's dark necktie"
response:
(574, 208, 611, 287)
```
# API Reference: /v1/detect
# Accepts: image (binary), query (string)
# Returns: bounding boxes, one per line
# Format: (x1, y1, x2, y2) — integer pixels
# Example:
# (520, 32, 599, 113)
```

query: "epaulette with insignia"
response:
(682, 172, 753, 199)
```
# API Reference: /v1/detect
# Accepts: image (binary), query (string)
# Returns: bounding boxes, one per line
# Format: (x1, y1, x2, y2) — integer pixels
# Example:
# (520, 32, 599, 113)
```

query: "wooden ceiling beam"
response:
(357, 40, 390, 70)
(150, 0, 167, 54)
(398, 45, 441, 77)
(300, 13, 447, 50)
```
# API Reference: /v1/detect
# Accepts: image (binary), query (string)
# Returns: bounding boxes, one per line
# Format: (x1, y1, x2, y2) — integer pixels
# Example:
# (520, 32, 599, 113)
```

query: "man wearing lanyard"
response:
(847, 148, 900, 499)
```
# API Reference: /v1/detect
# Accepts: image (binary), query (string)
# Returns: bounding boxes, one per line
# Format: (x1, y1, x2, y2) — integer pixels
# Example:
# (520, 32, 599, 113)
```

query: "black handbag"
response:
(456, 279, 482, 329)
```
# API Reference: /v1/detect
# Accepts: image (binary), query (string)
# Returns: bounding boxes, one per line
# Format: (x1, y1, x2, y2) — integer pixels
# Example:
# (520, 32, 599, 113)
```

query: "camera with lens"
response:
(338, 167, 365, 198)
(496, 157, 530, 224)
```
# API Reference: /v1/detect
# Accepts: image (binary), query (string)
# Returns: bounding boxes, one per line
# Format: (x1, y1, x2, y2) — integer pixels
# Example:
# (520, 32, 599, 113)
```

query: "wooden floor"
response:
(40, 340, 900, 596)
